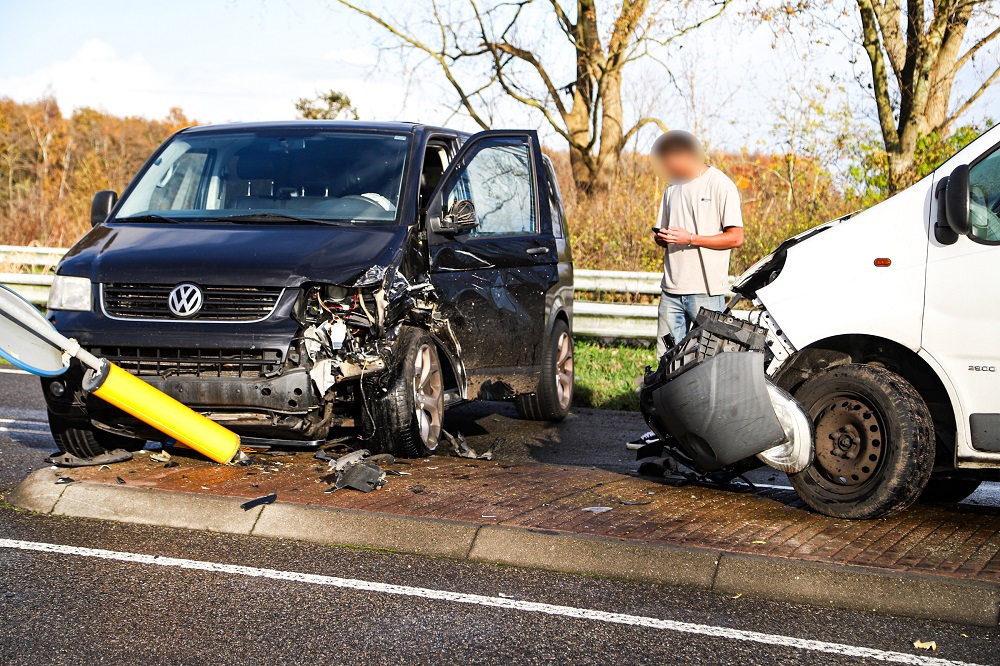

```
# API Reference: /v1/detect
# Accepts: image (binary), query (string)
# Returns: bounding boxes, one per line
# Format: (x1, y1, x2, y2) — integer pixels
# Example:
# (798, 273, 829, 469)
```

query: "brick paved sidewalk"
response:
(61, 448, 1000, 586)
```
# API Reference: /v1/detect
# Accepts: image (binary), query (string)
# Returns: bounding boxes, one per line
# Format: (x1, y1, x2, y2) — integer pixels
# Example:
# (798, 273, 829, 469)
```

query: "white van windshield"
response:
(115, 130, 410, 225)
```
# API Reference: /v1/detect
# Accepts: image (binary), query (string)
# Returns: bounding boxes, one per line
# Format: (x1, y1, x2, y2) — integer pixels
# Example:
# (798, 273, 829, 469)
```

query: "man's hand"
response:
(661, 226, 694, 246)
(654, 226, 744, 250)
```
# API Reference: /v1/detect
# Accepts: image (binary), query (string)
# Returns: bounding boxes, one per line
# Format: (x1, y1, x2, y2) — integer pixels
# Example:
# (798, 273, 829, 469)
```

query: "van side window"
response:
(969, 149, 1000, 243)
(447, 138, 536, 237)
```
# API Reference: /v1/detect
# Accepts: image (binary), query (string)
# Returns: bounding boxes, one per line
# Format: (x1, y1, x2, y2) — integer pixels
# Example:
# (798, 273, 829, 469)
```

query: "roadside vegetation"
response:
(573, 339, 650, 412)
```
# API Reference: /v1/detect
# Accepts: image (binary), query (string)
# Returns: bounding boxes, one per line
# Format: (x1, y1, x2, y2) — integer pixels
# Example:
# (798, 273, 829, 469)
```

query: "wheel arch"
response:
(774, 334, 957, 462)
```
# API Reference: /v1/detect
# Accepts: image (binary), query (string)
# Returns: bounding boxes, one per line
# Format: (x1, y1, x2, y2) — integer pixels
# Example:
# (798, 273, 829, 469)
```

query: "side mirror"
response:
(431, 199, 478, 235)
(91, 190, 118, 227)
(945, 164, 971, 235)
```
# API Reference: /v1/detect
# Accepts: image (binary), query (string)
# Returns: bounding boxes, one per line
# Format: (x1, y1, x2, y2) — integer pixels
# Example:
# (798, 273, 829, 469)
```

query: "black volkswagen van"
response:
(42, 121, 574, 458)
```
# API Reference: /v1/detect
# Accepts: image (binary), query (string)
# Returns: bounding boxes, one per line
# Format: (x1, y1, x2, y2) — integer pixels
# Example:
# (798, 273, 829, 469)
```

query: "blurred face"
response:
(657, 149, 704, 182)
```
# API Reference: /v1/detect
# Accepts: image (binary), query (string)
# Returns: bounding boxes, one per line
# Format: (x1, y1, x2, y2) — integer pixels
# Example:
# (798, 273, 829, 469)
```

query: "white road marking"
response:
(0, 368, 31, 375)
(0, 538, 983, 666)
(0, 427, 49, 437)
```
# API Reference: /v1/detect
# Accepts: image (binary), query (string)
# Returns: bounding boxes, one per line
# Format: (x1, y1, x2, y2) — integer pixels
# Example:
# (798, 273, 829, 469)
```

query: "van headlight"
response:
(48, 275, 93, 311)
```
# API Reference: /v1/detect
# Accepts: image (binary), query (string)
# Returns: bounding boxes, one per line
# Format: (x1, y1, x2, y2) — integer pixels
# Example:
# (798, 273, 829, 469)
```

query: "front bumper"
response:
(639, 309, 809, 472)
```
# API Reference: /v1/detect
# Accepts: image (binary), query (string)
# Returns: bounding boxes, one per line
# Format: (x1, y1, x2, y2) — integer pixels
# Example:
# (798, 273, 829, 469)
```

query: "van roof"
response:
(179, 120, 461, 135)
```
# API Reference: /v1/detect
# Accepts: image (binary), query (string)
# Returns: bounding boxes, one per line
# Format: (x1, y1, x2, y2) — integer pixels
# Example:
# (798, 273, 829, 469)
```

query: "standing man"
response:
(651, 130, 744, 357)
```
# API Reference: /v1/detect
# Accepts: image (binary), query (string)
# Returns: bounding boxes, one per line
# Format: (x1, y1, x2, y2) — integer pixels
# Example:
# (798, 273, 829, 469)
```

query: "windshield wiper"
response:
(205, 213, 346, 226)
(114, 214, 180, 224)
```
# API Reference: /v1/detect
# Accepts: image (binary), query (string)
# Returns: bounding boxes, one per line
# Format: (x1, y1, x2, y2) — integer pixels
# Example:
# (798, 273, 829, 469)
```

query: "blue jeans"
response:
(657, 292, 725, 357)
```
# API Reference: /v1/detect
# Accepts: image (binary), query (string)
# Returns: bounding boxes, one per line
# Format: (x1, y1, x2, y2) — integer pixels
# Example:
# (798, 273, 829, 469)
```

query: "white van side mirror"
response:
(945, 165, 971, 235)
(934, 165, 971, 245)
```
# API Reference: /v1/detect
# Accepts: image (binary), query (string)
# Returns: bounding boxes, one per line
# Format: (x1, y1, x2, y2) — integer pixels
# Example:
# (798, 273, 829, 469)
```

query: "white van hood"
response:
(752, 176, 934, 352)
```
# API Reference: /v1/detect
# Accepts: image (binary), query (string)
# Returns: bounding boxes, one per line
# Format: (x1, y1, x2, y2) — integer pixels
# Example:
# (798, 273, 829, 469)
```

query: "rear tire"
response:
(360, 327, 445, 458)
(515, 319, 573, 422)
(919, 477, 982, 504)
(49, 413, 146, 459)
(789, 364, 935, 519)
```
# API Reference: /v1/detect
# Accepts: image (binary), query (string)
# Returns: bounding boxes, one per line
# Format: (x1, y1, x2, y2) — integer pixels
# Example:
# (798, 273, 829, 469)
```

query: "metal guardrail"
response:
(1, 247, 695, 339)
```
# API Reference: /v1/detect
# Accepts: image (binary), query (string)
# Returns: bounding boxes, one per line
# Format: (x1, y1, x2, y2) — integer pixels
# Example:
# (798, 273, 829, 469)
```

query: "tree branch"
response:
(857, 0, 900, 149)
(620, 117, 668, 148)
(936, 62, 1000, 133)
(337, 0, 493, 129)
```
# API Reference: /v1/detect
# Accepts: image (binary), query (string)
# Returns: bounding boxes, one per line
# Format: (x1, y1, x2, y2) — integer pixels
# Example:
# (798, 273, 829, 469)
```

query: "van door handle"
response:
(526, 246, 550, 255)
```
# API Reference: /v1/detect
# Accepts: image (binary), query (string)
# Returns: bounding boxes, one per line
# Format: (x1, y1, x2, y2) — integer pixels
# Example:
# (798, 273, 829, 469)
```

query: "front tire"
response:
(49, 413, 146, 460)
(515, 319, 574, 422)
(360, 327, 445, 458)
(789, 364, 935, 519)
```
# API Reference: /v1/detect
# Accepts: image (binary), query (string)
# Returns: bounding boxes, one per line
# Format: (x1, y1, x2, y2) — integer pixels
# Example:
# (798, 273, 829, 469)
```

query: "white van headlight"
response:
(48, 275, 93, 311)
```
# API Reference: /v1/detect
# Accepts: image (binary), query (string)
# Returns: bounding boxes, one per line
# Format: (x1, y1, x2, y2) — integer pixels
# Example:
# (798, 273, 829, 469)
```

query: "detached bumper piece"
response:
(639, 309, 809, 475)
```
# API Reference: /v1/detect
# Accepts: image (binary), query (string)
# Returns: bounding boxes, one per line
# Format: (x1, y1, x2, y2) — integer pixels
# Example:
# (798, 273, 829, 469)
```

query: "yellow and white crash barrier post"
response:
(0, 285, 243, 464)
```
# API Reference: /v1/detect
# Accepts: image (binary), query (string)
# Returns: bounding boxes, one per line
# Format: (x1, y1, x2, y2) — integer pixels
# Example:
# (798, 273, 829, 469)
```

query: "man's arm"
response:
(659, 225, 743, 249)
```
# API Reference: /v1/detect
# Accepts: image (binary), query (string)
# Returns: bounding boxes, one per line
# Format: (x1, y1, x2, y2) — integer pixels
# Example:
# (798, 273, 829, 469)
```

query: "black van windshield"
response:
(115, 130, 410, 225)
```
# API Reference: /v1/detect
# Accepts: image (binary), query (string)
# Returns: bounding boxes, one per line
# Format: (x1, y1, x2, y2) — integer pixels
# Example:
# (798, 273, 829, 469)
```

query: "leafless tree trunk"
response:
(337, 0, 728, 193)
(855, 0, 1000, 191)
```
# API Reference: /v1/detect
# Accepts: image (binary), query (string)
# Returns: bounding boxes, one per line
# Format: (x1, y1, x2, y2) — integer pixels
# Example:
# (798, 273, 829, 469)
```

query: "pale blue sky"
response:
(1, 0, 997, 154)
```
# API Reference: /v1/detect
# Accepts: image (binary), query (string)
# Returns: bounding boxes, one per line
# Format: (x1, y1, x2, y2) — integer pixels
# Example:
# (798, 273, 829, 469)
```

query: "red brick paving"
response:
(65, 449, 1000, 586)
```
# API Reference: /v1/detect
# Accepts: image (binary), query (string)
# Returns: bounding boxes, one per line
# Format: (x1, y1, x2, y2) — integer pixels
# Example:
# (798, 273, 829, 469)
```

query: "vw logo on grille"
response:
(168, 283, 204, 318)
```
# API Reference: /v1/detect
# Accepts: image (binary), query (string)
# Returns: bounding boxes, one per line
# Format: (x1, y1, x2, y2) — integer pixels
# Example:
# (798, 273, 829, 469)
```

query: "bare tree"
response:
(756, 1, 999, 191)
(852, 0, 998, 190)
(337, 0, 729, 193)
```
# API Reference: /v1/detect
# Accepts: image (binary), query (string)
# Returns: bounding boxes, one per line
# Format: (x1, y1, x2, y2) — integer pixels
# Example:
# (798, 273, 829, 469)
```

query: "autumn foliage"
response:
(1, 96, 869, 277)
(0, 97, 194, 247)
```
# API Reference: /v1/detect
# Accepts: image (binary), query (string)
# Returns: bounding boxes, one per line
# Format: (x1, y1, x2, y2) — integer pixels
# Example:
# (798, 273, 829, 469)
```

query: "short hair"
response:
(651, 130, 704, 159)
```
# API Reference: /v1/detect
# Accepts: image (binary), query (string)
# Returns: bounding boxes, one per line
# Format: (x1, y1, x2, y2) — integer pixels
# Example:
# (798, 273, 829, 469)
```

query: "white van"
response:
(640, 124, 1000, 519)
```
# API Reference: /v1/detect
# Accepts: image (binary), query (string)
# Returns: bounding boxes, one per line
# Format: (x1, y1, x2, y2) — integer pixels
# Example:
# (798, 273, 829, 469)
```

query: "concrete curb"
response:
(8, 470, 999, 627)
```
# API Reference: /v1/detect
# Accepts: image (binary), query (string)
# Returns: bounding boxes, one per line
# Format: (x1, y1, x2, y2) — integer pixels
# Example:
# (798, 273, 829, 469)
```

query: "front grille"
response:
(102, 283, 283, 321)
(93, 347, 283, 378)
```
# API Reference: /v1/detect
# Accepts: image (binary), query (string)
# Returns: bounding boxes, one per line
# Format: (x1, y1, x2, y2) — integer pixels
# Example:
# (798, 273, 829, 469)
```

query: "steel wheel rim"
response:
(554, 331, 574, 410)
(811, 391, 885, 492)
(413, 343, 444, 451)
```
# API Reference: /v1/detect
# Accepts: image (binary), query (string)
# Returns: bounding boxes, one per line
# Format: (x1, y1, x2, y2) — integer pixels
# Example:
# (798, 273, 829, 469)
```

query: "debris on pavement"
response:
(149, 450, 172, 463)
(54, 477, 75, 485)
(321, 449, 387, 493)
(240, 493, 278, 510)
(442, 430, 494, 460)
(115, 476, 126, 485)
(46, 449, 132, 468)
(617, 500, 652, 506)
(912, 640, 937, 651)
(163, 461, 179, 468)
(582, 506, 613, 514)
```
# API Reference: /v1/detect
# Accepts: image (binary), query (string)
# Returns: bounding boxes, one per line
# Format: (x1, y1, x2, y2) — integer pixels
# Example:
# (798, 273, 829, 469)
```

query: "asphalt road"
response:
(1, 370, 998, 665)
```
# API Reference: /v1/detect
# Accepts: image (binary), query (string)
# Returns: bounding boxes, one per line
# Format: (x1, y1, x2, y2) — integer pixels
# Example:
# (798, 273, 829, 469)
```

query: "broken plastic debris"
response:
(323, 449, 387, 493)
(164, 461, 179, 468)
(98, 465, 112, 471)
(751, 540, 768, 545)
(912, 640, 937, 651)
(582, 507, 612, 514)
(149, 451, 172, 463)
(241, 493, 278, 511)
(46, 449, 132, 468)
(618, 500, 652, 506)
(443, 430, 494, 460)
(115, 476, 126, 485)
(54, 477, 75, 485)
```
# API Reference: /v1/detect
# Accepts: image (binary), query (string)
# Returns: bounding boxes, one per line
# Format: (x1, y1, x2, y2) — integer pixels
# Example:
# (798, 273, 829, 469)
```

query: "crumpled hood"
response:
(58, 222, 406, 287)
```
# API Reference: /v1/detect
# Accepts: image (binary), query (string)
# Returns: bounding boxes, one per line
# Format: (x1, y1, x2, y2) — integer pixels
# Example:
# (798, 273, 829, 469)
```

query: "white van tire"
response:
(789, 364, 935, 519)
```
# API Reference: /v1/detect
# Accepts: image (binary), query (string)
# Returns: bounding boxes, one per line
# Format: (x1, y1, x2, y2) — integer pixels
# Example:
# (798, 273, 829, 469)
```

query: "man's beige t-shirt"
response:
(654, 166, 743, 296)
